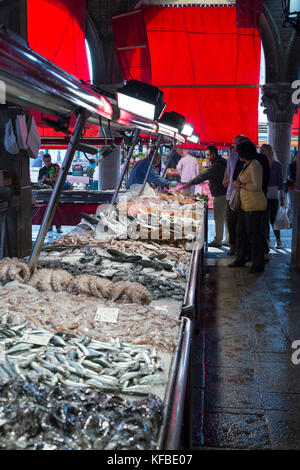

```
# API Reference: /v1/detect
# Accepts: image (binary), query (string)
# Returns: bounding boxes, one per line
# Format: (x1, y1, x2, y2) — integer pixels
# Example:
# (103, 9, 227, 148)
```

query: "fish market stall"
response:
(0, 186, 205, 450)
(0, 25, 206, 450)
(32, 190, 126, 227)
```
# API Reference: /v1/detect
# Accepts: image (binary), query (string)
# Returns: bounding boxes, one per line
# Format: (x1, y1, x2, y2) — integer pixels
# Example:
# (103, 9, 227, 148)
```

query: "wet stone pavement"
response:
(192, 216, 300, 450)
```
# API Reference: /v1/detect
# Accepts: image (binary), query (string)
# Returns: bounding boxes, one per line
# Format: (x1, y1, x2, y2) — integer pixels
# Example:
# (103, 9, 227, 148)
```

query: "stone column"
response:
(98, 146, 121, 190)
(261, 83, 298, 178)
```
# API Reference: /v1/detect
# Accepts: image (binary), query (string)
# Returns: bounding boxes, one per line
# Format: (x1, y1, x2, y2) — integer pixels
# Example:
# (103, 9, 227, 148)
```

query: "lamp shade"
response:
(181, 123, 194, 137)
(116, 79, 165, 121)
(158, 111, 185, 134)
(187, 133, 200, 144)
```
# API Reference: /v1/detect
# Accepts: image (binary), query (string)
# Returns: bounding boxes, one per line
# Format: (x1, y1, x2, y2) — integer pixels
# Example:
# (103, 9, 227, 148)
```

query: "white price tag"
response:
(21, 332, 52, 346)
(154, 306, 169, 314)
(95, 307, 119, 324)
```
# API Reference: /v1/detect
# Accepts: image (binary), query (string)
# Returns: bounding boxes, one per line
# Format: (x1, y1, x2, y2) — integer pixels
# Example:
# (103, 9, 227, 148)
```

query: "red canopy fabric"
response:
(112, 9, 151, 83)
(292, 112, 299, 138)
(112, 6, 261, 146)
(27, 0, 90, 82)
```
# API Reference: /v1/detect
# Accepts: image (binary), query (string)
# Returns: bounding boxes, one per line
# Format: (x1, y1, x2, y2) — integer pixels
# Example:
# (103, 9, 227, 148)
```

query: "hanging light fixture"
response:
(158, 111, 186, 135)
(116, 79, 166, 121)
(187, 133, 200, 144)
(181, 122, 194, 137)
(282, 0, 300, 34)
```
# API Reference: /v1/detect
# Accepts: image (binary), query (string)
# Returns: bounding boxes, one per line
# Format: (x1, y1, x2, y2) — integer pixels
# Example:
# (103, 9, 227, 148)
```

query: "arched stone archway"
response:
(85, 11, 106, 84)
(259, 5, 283, 83)
(285, 34, 300, 83)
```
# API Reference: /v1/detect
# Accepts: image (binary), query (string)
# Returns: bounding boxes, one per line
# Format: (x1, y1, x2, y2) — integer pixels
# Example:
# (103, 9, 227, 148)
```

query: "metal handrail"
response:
(158, 317, 192, 450)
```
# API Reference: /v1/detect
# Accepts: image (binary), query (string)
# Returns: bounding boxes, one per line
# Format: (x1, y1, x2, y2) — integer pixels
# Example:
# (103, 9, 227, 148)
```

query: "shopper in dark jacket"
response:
(182, 145, 227, 247)
(164, 149, 182, 172)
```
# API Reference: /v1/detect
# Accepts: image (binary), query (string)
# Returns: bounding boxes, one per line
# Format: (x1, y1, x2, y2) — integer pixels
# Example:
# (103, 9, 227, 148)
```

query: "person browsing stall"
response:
(176, 148, 199, 194)
(38, 153, 60, 188)
(260, 144, 284, 249)
(126, 146, 177, 190)
(222, 135, 248, 255)
(182, 145, 227, 247)
(228, 141, 267, 273)
(37, 153, 62, 233)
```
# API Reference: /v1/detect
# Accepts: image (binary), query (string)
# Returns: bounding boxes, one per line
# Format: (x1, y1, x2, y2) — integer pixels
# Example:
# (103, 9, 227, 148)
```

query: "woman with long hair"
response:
(260, 144, 284, 249)
(229, 141, 267, 273)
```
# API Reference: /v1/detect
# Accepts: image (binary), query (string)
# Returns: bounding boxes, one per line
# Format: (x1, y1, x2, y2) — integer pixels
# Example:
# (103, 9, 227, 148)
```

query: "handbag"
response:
(15, 114, 28, 150)
(229, 188, 241, 211)
(4, 118, 19, 154)
(274, 206, 290, 230)
(26, 114, 41, 159)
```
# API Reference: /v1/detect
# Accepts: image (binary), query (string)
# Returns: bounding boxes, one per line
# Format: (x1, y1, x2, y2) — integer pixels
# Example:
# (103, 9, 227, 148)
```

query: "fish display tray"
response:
(1, 190, 205, 450)
(32, 190, 126, 204)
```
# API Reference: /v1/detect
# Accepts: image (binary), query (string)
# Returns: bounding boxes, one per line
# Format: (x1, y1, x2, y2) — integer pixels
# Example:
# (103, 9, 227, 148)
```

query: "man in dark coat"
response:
(182, 145, 227, 247)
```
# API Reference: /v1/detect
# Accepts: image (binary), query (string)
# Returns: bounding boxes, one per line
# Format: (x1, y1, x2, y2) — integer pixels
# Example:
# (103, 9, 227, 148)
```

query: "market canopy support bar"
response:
(29, 111, 88, 272)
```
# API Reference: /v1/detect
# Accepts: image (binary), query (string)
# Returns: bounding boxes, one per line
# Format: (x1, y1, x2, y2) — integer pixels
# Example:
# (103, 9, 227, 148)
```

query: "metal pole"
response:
(290, 125, 300, 271)
(29, 111, 87, 271)
(161, 141, 176, 178)
(110, 128, 139, 208)
(139, 134, 163, 196)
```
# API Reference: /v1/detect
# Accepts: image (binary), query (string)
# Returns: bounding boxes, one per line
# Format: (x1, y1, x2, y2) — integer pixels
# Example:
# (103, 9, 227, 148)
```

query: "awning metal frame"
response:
(29, 111, 88, 271)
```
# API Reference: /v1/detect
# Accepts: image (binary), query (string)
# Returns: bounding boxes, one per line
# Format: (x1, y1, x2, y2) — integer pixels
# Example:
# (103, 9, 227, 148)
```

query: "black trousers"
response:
(236, 209, 265, 270)
(226, 201, 239, 246)
(267, 198, 280, 240)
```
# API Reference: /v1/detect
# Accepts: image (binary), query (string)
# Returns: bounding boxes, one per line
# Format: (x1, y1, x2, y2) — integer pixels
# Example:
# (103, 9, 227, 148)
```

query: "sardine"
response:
(121, 385, 150, 394)
(94, 374, 119, 387)
(86, 378, 119, 390)
(139, 375, 166, 385)
(0, 364, 10, 382)
(30, 361, 53, 377)
(49, 335, 66, 347)
(39, 359, 66, 375)
(19, 353, 37, 368)
(6, 343, 33, 355)
(82, 359, 103, 372)
(119, 371, 141, 383)
(3, 358, 18, 377)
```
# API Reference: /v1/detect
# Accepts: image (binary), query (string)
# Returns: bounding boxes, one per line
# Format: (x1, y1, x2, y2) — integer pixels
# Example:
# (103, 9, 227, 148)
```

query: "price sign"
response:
(95, 307, 119, 324)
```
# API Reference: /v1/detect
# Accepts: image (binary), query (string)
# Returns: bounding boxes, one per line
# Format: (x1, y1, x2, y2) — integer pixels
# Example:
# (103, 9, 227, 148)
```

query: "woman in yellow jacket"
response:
(229, 140, 267, 273)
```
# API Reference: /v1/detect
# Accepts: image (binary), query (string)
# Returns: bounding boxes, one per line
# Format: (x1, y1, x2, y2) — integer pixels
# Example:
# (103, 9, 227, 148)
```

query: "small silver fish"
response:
(121, 384, 150, 394)
(139, 374, 166, 385)
(6, 343, 33, 355)
(119, 371, 141, 383)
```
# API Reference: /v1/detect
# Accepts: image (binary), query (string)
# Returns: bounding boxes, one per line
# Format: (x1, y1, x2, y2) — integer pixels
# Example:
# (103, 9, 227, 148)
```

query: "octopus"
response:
(0, 255, 154, 309)
(29, 268, 73, 292)
(111, 281, 152, 305)
(71, 275, 113, 299)
(0, 257, 31, 283)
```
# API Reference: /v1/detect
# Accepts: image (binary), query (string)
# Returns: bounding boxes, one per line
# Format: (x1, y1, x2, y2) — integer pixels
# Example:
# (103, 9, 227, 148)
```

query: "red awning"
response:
(112, 9, 151, 83)
(112, 6, 261, 146)
(27, 0, 90, 82)
(27, 0, 94, 142)
(292, 112, 299, 138)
